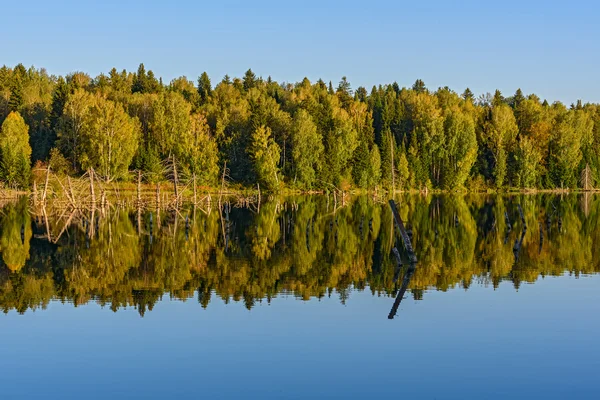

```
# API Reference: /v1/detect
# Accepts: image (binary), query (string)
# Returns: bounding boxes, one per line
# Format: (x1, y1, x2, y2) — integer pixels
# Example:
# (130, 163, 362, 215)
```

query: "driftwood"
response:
(172, 155, 179, 205)
(389, 200, 417, 263)
(392, 247, 403, 283)
(388, 263, 416, 320)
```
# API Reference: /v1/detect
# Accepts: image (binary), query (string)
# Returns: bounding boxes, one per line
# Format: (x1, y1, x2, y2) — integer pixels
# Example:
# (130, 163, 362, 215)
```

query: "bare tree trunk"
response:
(67, 176, 77, 208)
(42, 164, 51, 205)
(89, 169, 96, 208)
(137, 170, 142, 206)
(156, 182, 160, 209)
(89, 168, 96, 238)
(219, 161, 227, 207)
(32, 181, 38, 208)
(172, 155, 179, 204)
(257, 183, 261, 213)
(193, 173, 197, 205)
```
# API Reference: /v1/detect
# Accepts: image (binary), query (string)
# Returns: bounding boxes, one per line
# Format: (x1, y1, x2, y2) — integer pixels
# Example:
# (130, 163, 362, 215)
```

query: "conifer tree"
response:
(243, 69, 257, 91)
(412, 79, 427, 93)
(8, 78, 23, 112)
(197, 72, 212, 104)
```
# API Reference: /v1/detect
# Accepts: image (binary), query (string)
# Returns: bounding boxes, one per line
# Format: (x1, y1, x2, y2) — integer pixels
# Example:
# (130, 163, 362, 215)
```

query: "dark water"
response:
(1, 194, 599, 399)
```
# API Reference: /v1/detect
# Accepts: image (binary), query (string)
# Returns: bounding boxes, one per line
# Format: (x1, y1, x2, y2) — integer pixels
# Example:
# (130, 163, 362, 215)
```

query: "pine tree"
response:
(50, 77, 69, 131)
(145, 70, 161, 93)
(243, 69, 257, 91)
(132, 63, 147, 93)
(412, 79, 427, 93)
(8, 78, 23, 112)
(492, 89, 505, 106)
(197, 72, 212, 104)
(511, 88, 525, 109)
(462, 88, 474, 102)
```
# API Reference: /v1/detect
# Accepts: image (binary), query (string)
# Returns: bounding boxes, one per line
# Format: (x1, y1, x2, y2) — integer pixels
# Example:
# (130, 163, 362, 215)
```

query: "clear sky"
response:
(1, 0, 597, 104)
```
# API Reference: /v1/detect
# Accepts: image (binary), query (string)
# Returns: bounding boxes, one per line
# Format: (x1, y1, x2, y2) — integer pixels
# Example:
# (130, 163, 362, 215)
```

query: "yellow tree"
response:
(0, 111, 32, 188)
(80, 96, 140, 181)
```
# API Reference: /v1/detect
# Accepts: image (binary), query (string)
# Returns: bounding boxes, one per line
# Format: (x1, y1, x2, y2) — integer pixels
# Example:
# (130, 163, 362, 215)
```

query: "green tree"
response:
(462, 88, 474, 102)
(547, 105, 584, 188)
(291, 110, 323, 189)
(351, 139, 370, 188)
(0, 200, 31, 272)
(8, 77, 23, 112)
(50, 77, 69, 132)
(379, 129, 394, 188)
(0, 112, 32, 187)
(368, 144, 382, 188)
(396, 149, 409, 189)
(412, 79, 427, 93)
(186, 113, 220, 185)
(482, 104, 518, 188)
(514, 136, 543, 188)
(149, 91, 191, 160)
(197, 72, 212, 104)
(249, 125, 280, 190)
(57, 89, 95, 172)
(80, 97, 140, 181)
(243, 69, 257, 91)
(443, 106, 477, 189)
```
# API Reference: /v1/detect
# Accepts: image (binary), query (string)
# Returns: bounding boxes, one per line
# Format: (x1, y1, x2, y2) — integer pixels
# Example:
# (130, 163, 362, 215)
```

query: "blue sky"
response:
(1, 0, 597, 104)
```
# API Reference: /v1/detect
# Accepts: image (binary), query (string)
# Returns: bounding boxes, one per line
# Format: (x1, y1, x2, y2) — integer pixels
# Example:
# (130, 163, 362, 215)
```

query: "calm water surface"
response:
(1, 194, 599, 399)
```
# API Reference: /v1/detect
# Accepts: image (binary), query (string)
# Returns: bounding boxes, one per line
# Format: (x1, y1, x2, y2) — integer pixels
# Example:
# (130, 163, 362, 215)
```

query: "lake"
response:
(1, 194, 599, 399)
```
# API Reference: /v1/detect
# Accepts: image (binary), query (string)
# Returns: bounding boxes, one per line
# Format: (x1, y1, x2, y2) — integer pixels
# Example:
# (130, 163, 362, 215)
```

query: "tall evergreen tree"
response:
(243, 69, 257, 91)
(412, 79, 427, 93)
(8, 78, 23, 112)
(197, 72, 212, 104)
(132, 63, 147, 93)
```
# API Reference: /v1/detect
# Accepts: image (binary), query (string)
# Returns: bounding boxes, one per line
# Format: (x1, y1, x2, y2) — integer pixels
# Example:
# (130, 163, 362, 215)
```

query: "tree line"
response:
(1, 63, 599, 191)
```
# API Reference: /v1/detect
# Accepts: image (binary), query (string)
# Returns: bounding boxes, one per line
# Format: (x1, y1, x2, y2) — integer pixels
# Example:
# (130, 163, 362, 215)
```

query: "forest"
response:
(1, 63, 600, 192)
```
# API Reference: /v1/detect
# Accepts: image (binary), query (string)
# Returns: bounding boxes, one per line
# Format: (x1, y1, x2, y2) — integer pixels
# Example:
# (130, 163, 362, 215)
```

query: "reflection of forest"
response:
(1, 194, 599, 315)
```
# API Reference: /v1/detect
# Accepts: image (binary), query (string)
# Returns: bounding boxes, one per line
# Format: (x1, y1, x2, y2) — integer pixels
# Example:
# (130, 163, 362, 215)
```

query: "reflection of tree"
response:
(0, 199, 31, 272)
(62, 210, 141, 307)
(1, 194, 600, 314)
(248, 200, 281, 261)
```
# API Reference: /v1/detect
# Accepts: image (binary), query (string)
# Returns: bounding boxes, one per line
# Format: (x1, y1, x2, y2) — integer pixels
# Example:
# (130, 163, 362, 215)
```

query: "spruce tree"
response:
(8, 78, 23, 112)
(243, 69, 257, 91)
(462, 88, 474, 102)
(132, 63, 147, 93)
(197, 72, 212, 104)
(412, 79, 427, 93)
(50, 77, 69, 131)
